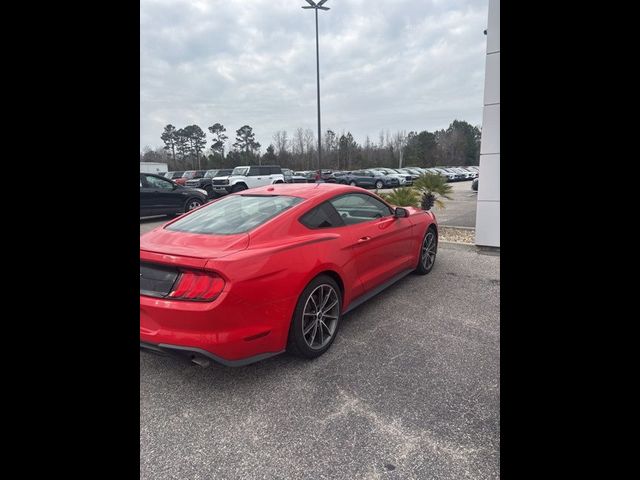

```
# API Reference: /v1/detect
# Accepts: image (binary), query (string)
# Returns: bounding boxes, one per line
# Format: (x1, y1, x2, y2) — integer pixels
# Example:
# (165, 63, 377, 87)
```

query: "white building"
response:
(140, 162, 168, 175)
(475, 0, 500, 248)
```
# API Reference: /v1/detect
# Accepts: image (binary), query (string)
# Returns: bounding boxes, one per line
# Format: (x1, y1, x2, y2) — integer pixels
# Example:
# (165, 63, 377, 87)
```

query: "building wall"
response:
(475, 0, 500, 247)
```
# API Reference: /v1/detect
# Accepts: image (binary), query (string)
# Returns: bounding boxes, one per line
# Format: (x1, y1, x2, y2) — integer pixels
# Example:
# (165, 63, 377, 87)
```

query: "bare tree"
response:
(303, 129, 315, 169)
(392, 130, 407, 168)
(293, 128, 305, 156)
(272, 130, 289, 156)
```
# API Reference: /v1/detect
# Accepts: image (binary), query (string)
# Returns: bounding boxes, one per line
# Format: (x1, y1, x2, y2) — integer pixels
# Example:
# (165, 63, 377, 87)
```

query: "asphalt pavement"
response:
(140, 244, 500, 479)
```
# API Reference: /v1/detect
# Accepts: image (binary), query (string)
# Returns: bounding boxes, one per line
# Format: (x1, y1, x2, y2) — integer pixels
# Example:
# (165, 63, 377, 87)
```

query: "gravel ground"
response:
(440, 227, 475, 245)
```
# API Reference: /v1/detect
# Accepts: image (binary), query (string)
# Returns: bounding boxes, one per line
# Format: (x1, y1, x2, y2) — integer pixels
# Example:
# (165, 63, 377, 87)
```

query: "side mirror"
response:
(394, 207, 409, 218)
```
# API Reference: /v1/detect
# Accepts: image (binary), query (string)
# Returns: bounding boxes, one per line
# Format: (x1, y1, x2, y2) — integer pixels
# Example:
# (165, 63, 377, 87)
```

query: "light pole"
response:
(302, 0, 329, 171)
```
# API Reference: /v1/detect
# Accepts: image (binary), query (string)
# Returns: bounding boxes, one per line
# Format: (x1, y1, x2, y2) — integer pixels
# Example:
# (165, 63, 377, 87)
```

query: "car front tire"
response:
(375, 180, 384, 189)
(184, 197, 203, 213)
(415, 227, 437, 275)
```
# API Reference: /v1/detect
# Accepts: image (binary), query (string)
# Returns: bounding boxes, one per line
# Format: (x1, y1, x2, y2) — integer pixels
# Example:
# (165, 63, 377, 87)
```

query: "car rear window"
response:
(166, 194, 303, 235)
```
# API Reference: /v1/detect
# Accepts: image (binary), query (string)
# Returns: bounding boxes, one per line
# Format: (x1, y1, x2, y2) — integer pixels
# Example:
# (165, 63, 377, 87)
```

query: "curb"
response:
(439, 241, 476, 251)
(440, 225, 476, 231)
(439, 241, 501, 255)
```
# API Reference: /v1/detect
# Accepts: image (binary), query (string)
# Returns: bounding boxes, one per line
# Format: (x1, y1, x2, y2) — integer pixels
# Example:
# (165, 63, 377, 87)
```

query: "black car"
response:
(338, 169, 400, 189)
(185, 168, 233, 198)
(140, 173, 208, 217)
(296, 170, 338, 183)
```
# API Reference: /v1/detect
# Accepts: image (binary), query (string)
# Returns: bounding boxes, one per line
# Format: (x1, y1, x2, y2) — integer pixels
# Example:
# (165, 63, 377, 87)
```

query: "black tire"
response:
(349, 181, 357, 186)
(415, 227, 438, 275)
(274, 180, 284, 184)
(231, 183, 247, 193)
(184, 197, 203, 213)
(375, 180, 384, 189)
(204, 185, 213, 197)
(287, 275, 342, 359)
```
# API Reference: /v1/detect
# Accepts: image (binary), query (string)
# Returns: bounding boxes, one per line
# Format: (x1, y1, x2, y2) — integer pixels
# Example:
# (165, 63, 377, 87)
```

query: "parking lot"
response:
(140, 180, 477, 233)
(140, 239, 499, 479)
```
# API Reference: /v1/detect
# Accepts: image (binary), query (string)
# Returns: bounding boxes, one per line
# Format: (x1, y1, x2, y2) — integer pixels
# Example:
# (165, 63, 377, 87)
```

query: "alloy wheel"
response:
(421, 231, 437, 270)
(302, 284, 340, 350)
(187, 200, 202, 211)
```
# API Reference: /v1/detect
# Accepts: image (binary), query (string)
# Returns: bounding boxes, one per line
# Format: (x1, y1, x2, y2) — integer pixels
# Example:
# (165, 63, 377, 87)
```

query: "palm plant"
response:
(378, 187, 421, 207)
(414, 173, 453, 210)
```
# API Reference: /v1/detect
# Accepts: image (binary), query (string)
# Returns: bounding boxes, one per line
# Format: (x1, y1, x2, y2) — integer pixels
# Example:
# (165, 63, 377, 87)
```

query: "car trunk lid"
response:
(140, 228, 249, 270)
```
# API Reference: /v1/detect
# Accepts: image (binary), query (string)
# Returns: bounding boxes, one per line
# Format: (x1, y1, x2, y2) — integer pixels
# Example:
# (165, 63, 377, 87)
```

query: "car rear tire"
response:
(349, 181, 357, 186)
(287, 275, 342, 359)
(415, 227, 437, 275)
(231, 183, 247, 193)
(184, 197, 203, 213)
(375, 180, 384, 189)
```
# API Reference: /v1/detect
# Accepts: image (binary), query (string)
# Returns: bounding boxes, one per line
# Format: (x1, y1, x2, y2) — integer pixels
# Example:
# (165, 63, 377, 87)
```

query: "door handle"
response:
(358, 236, 371, 243)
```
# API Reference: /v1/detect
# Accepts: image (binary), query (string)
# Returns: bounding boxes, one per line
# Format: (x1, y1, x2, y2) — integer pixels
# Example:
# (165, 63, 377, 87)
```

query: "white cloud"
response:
(140, 0, 488, 150)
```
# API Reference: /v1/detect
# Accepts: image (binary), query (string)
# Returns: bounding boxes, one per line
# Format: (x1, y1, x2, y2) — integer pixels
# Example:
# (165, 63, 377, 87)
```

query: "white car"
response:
(211, 165, 285, 195)
(371, 169, 408, 185)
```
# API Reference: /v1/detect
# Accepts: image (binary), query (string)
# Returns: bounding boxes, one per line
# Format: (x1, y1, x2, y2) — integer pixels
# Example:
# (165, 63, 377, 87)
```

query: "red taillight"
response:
(168, 270, 225, 302)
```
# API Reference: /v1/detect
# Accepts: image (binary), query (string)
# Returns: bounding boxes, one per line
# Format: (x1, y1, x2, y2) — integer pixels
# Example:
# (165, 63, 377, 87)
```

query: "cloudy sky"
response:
(140, 0, 488, 152)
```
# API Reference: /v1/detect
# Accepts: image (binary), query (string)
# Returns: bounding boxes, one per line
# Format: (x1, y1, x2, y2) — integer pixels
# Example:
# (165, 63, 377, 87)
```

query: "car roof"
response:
(239, 182, 362, 200)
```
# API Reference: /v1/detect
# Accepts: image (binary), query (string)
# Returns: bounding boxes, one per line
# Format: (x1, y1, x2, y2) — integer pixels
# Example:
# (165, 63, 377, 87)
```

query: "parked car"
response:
(395, 168, 421, 181)
(140, 173, 208, 217)
(185, 168, 233, 198)
(175, 170, 206, 186)
(165, 171, 185, 180)
(338, 170, 400, 189)
(295, 170, 338, 183)
(433, 168, 457, 182)
(211, 165, 285, 195)
(472, 177, 479, 191)
(282, 168, 304, 183)
(140, 183, 438, 366)
(450, 167, 474, 180)
(372, 168, 412, 186)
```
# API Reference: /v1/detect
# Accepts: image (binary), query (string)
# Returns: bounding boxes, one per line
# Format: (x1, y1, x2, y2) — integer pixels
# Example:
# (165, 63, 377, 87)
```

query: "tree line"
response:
(140, 120, 481, 172)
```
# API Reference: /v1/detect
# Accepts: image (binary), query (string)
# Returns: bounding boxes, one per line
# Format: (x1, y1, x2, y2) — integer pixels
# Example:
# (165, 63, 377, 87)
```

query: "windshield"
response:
(182, 171, 195, 178)
(204, 170, 218, 178)
(167, 195, 303, 235)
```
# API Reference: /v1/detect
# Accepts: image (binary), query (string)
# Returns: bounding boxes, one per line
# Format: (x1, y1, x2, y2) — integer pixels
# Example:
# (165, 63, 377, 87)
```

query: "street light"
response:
(301, 0, 330, 171)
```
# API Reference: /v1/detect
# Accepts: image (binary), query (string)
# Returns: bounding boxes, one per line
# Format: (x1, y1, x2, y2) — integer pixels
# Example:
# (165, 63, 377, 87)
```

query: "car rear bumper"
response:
(140, 341, 283, 367)
(212, 186, 232, 193)
(140, 290, 295, 366)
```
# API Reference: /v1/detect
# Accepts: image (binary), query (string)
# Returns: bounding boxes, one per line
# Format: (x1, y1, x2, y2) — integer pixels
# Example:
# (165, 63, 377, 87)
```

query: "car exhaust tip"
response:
(190, 355, 211, 368)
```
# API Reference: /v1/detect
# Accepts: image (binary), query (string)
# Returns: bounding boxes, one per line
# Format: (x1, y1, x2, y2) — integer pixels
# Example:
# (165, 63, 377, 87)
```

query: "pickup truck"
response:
(211, 165, 286, 194)
(185, 168, 233, 197)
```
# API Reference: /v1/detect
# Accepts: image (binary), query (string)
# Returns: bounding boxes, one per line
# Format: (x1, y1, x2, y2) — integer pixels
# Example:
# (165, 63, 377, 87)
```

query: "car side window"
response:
(145, 175, 174, 190)
(248, 167, 260, 176)
(299, 202, 345, 229)
(269, 166, 281, 175)
(329, 193, 393, 225)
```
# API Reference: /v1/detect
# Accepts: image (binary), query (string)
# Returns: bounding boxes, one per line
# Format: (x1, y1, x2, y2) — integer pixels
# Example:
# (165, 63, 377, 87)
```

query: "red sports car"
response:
(140, 183, 438, 367)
